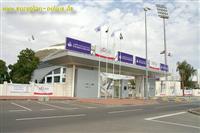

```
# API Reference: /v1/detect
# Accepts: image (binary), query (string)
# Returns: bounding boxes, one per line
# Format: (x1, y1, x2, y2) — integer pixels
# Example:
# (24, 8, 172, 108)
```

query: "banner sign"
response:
(135, 56, 146, 67)
(118, 51, 133, 64)
(184, 90, 192, 96)
(8, 84, 29, 93)
(95, 46, 115, 60)
(66, 37, 91, 54)
(149, 60, 160, 70)
(34, 84, 53, 95)
(160, 63, 168, 72)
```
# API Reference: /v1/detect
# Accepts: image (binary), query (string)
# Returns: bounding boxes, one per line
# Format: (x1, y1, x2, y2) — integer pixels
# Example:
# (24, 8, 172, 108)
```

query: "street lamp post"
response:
(156, 4, 169, 81)
(144, 7, 151, 99)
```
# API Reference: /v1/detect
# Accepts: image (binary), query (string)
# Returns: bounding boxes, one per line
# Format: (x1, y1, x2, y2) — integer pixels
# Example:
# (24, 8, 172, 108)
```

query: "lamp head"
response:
(144, 7, 151, 11)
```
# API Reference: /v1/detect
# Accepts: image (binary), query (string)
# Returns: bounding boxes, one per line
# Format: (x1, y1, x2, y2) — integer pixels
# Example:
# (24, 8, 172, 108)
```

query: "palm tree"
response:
(176, 60, 196, 96)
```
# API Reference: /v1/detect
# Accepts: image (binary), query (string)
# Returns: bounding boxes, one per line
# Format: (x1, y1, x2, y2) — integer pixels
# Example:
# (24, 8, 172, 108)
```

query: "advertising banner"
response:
(149, 60, 160, 70)
(8, 84, 29, 93)
(34, 84, 53, 95)
(95, 46, 115, 60)
(66, 37, 91, 54)
(184, 90, 192, 96)
(118, 51, 133, 64)
(160, 63, 168, 72)
(135, 56, 146, 67)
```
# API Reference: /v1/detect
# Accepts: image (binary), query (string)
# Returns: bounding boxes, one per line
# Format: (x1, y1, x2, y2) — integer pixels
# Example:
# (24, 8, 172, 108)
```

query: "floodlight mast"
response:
(156, 4, 169, 81)
(144, 7, 151, 99)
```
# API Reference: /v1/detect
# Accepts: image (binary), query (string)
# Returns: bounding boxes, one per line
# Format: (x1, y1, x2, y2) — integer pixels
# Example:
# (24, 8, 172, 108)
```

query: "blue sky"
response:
(0, 0, 199, 74)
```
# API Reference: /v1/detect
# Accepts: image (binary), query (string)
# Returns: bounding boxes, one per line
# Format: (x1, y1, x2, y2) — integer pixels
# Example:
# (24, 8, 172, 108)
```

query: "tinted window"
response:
(47, 77, 52, 83)
(63, 68, 66, 74)
(54, 68, 60, 74)
(54, 76, 60, 83)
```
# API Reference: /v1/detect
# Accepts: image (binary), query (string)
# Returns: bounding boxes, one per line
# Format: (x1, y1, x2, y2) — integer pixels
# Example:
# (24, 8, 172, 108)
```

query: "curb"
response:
(188, 108, 200, 116)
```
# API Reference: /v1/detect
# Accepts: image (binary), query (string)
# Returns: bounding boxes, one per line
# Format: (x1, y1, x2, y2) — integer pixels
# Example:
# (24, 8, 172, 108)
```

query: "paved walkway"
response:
(78, 98, 158, 105)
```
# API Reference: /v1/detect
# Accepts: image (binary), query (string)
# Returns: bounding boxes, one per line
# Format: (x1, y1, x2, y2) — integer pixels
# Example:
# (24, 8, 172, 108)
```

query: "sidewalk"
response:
(156, 96, 200, 103)
(188, 108, 200, 115)
(78, 98, 158, 105)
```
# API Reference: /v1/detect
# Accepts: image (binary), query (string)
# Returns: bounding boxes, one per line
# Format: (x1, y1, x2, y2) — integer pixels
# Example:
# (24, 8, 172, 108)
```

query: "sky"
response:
(0, 0, 199, 75)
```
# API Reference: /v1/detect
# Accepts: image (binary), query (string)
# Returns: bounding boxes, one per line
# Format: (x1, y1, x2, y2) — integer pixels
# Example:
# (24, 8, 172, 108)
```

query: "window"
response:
(42, 67, 67, 84)
(47, 71, 52, 75)
(54, 76, 60, 83)
(63, 68, 66, 74)
(62, 78, 66, 82)
(54, 68, 60, 74)
(39, 78, 45, 83)
(47, 77, 52, 83)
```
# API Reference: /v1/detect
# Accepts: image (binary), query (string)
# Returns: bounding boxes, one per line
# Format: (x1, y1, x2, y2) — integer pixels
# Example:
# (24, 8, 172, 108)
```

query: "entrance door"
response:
(75, 68, 98, 98)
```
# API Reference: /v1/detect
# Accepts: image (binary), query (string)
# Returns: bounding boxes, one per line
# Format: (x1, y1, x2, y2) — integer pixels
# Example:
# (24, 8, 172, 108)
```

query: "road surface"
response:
(0, 100, 199, 133)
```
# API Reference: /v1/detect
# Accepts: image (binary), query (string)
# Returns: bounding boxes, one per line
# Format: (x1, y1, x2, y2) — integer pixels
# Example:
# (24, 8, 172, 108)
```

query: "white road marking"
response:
(145, 112, 186, 120)
(9, 110, 27, 112)
(87, 107, 97, 109)
(145, 111, 200, 129)
(37, 102, 79, 110)
(60, 101, 97, 109)
(40, 109, 55, 111)
(155, 104, 189, 109)
(150, 119, 200, 129)
(108, 109, 143, 114)
(11, 102, 32, 111)
(16, 114, 86, 121)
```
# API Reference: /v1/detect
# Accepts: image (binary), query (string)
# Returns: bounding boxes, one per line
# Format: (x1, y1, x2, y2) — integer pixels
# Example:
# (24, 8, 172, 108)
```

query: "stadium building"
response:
(32, 37, 168, 98)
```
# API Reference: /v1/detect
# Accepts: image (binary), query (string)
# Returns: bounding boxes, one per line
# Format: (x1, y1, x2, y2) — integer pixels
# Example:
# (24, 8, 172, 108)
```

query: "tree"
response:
(176, 60, 196, 96)
(9, 48, 39, 84)
(0, 59, 9, 84)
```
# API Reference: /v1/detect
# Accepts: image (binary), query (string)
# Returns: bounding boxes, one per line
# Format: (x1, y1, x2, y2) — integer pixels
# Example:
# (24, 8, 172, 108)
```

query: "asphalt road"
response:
(0, 100, 199, 133)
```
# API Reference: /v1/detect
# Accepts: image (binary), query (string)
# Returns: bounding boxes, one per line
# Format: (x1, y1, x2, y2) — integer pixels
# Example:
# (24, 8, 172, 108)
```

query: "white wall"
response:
(65, 67, 73, 97)
(0, 84, 3, 95)
(192, 89, 200, 96)
(155, 81, 182, 96)
(0, 82, 69, 97)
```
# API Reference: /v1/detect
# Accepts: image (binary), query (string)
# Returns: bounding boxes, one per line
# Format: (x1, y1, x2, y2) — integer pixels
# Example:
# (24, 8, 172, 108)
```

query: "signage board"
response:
(95, 46, 115, 60)
(184, 90, 192, 96)
(118, 51, 133, 64)
(160, 63, 168, 72)
(8, 84, 29, 93)
(135, 56, 146, 67)
(66, 37, 91, 54)
(149, 60, 160, 70)
(34, 84, 53, 95)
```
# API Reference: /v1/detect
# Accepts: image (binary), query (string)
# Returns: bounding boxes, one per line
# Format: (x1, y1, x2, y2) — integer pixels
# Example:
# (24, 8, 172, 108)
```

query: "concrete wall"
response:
(0, 82, 68, 97)
(0, 84, 3, 95)
(135, 76, 144, 98)
(65, 67, 73, 97)
(155, 81, 182, 96)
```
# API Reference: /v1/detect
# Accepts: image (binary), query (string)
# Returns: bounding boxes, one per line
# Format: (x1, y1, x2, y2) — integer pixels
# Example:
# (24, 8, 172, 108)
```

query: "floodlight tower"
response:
(156, 4, 169, 80)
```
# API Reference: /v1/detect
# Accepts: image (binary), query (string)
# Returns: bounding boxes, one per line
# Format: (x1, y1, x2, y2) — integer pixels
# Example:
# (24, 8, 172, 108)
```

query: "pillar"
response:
(135, 76, 144, 98)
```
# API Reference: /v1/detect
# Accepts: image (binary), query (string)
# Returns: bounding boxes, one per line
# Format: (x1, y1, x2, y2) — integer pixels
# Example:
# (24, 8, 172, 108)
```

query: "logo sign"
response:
(160, 63, 168, 72)
(66, 37, 91, 54)
(118, 51, 133, 64)
(135, 56, 146, 67)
